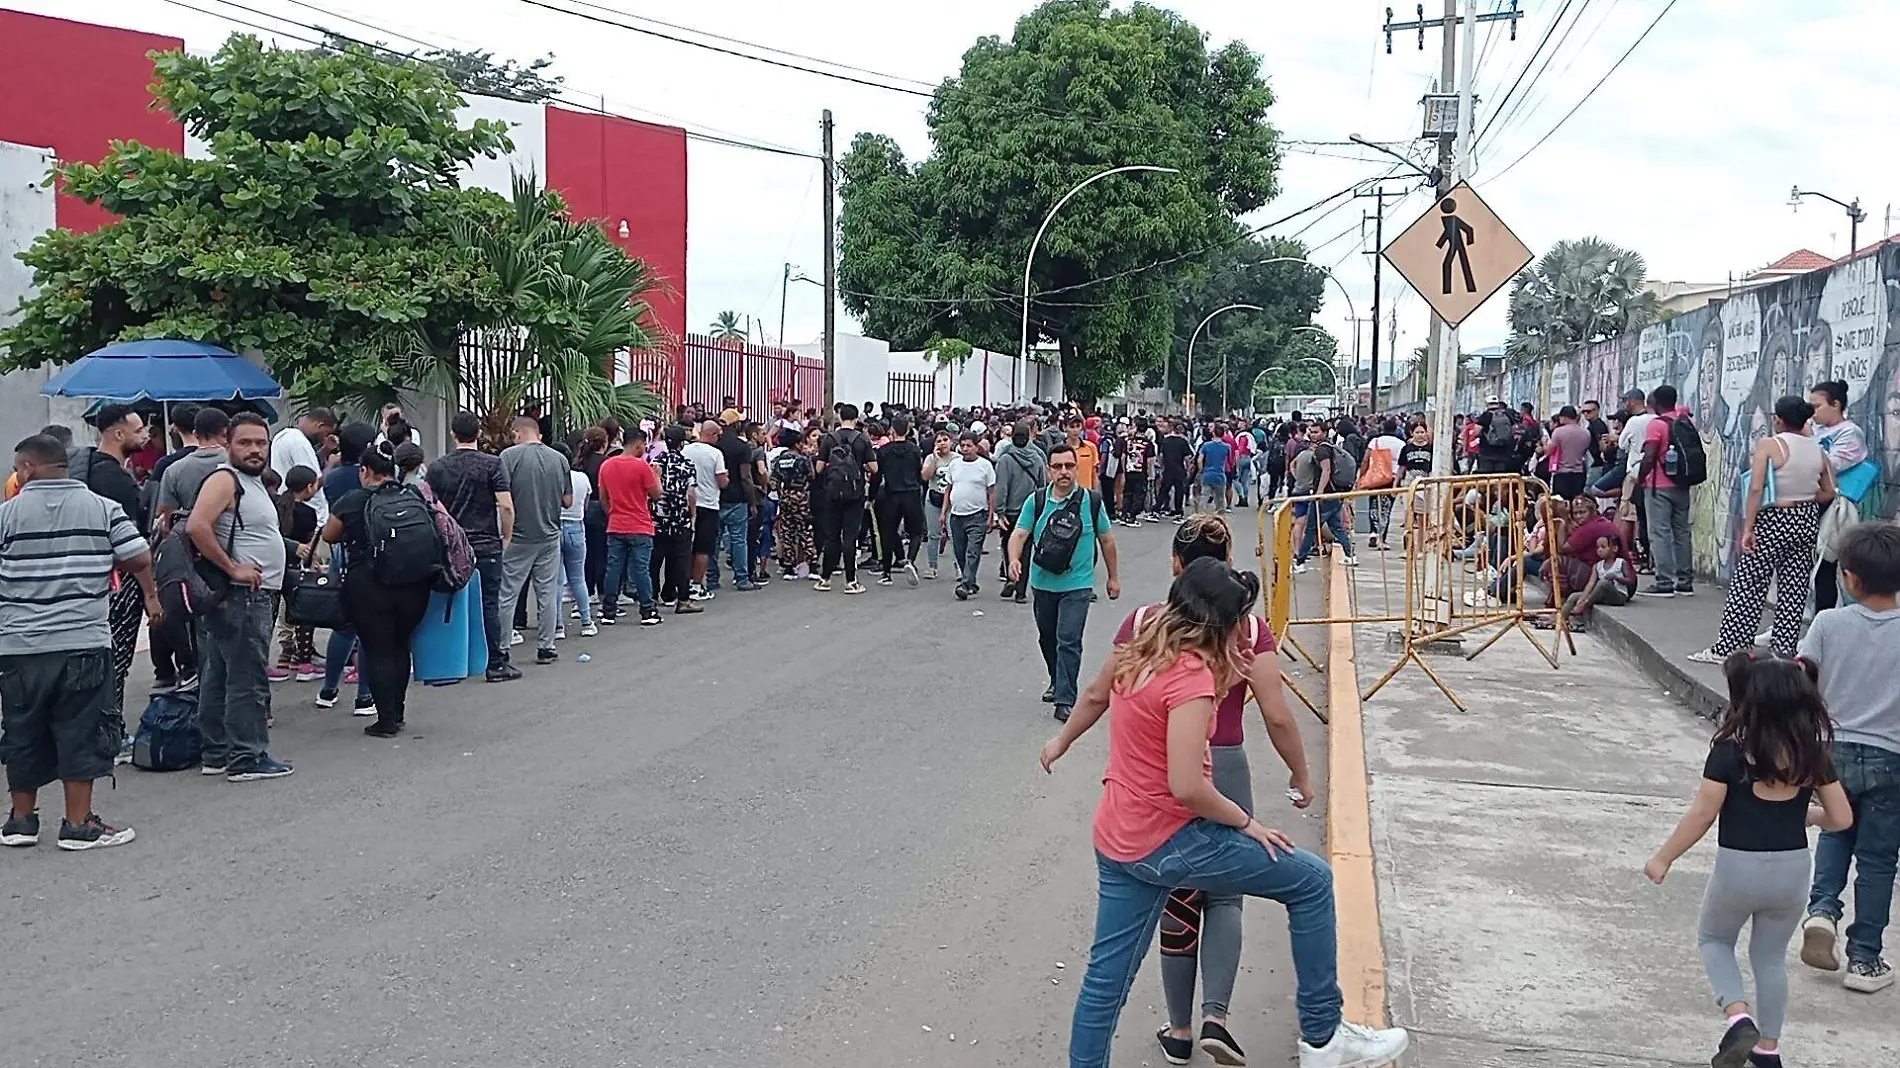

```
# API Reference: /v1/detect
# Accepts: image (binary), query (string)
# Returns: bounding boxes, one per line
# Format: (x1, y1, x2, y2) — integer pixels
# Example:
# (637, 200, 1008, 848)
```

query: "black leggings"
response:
(820, 498, 865, 581)
(1121, 475, 1148, 521)
(877, 491, 926, 572)
(344, 574, 431, 728)
(652, 529, 693, 604)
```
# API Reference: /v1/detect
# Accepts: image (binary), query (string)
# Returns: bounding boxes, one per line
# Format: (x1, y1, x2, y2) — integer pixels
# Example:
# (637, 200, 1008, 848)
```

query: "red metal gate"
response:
(625, 335, 825, 417)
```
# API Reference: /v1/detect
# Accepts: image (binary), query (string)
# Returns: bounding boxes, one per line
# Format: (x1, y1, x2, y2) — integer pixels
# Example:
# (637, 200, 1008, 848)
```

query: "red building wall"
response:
(0, 11, 185, 234)
(545, 107, 690, 348)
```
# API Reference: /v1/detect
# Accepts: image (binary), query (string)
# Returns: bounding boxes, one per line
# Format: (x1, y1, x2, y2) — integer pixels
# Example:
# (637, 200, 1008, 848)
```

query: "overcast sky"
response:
(23, 0, 1900, 386)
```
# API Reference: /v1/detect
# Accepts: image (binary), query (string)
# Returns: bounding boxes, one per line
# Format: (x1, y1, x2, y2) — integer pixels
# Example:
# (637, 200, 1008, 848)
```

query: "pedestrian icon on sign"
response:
(1436, 197, 1477, 295)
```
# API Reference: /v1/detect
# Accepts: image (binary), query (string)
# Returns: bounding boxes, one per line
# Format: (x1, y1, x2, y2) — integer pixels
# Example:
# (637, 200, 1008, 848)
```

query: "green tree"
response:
(319, 33, 564, 103)
(1505, 237, 1659, 365)
(839, 0, 1281, 402)
(0, 36, 511, 405)
(1248, 328, 1339, 406)
(1170, 233, 1326, 412)
(392, 175, 663, 448)
(708, 310, 746, 339)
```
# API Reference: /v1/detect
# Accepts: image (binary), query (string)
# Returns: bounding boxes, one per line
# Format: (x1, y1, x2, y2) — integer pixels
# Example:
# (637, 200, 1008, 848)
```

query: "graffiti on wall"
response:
(1521, 246, 1900, 580)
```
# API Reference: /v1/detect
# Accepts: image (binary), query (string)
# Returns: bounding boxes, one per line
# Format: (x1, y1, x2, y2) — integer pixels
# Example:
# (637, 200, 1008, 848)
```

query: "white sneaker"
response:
(1343, 554, 1359, 567)
(554, 628, 567, 642)
(1293, 562, 1311, 575)
(509, 630, 524, 647)
(1801, 913, 1841, 971)
(1462, 591, 1501, 609)
(580, 622, 599, 638)
(1297, 1020, 1409, 1068)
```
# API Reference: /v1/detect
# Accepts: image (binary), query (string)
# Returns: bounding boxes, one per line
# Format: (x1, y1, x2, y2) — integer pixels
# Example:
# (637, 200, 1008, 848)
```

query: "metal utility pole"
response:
(1384, 0, 1521, 472)
(821, 110, 837, 416)
(779, 262, 791, 348)
(1355, 185, 1388, 412)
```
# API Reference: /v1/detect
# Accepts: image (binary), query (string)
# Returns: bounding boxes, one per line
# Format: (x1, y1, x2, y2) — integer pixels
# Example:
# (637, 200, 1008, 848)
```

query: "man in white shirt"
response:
(682, 421, 729, 601)
(942, 432, 996, 599)
(270, 408, 336, 524)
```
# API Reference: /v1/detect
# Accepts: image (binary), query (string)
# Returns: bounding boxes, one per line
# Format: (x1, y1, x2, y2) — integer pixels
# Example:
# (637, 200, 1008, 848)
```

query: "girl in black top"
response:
(321, 443, 435, 739)
(1646, 652, 1851, 1068)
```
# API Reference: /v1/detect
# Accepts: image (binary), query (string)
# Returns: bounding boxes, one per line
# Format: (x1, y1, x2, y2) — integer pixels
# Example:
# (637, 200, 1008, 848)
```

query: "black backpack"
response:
(151, 469, 243, 641)
(1029, 488, 1104, 574)
(1482, 410, 1520, 450)
(131, 691, 202, 772)
(821, 430, 865, 502)
(772, 449, 812, 491)
(363, 483, 443, 586)
(1328, 445, 1359, 492)
(1663, 413, 1707, 486)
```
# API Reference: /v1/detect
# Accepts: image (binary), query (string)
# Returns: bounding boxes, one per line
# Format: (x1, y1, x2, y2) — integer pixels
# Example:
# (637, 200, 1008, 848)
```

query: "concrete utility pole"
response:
(821, 110, 837, 416)
(1362, 187, 1386, 412)
(1383, 0, 1520, 473)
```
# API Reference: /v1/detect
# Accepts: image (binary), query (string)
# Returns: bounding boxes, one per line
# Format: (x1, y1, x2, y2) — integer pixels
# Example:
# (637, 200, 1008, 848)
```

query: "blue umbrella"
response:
(40, 339, 283, 403)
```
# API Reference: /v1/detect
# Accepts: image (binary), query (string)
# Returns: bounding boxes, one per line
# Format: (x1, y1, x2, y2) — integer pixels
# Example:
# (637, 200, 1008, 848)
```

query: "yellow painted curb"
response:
(1325, 557, 1388, 1028)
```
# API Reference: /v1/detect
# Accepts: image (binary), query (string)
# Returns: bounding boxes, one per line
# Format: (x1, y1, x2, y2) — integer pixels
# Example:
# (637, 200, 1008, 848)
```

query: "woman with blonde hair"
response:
(1042, 555, 1407, 1068)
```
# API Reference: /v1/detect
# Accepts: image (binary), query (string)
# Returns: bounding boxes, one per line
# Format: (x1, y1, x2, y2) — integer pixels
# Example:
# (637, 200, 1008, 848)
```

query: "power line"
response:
(1474, 0, 1577, 149)
(1487, 0, 1623, 152)
(1480, 0, 1594, 151)
(165, 0, 823, 159)
(1490, 0, 1679, 182)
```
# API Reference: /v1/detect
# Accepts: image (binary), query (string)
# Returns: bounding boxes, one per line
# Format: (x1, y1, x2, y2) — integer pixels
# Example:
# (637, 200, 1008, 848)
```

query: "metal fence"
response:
(626, 335, 824, 416)
(457, 327, 550, 417)
(886, 372, 937, 410)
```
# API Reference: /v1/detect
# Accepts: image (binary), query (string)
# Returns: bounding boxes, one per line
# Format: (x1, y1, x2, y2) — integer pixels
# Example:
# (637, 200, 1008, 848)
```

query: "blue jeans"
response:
(948, 510, 987, 588)
(1295, 500, 1354, 563)
(601, 533, 656, 616)
(709, 502, 751, 589)
(197, 588, 276, 771)
(1071, 821, 1342, 1067)
(757, 498, 778, 563)
(1033, 586, 1092, 707)
(1809, 741, 1900, 963)
(559, 520, 592, 625)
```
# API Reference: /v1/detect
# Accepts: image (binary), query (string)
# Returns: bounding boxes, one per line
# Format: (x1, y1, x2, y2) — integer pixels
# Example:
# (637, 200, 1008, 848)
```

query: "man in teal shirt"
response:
(1009, 442, 1121, 722)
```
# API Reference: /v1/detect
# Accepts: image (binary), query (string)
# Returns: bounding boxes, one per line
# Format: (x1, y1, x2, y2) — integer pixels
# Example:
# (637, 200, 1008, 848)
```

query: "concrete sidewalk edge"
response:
(1586, 604, 1723, 721)
(1325, 557, 1389, 1027)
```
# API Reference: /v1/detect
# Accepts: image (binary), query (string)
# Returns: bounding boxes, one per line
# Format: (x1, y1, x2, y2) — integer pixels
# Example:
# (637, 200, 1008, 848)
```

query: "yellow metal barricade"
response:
(1256, 474, 1573, 712)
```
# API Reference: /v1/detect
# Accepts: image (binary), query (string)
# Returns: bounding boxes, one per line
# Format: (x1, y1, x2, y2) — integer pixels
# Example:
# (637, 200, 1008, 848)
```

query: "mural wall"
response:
(1487, 246, 1900, 581)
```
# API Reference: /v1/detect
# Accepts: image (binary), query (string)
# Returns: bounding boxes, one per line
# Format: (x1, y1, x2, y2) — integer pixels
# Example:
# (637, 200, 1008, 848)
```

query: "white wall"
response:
(0, 139, 83, 447)
(791, 333, 889, 414)
(456, 95, 547, 196)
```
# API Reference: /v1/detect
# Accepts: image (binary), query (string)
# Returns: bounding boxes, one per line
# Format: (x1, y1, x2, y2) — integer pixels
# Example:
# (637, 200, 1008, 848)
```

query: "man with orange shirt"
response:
(1064, 415, 1098, 492)
(596, 426, 665, 626)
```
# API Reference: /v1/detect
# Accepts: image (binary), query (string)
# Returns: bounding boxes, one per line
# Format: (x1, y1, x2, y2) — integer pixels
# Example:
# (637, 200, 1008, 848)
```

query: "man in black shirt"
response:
(1156, 418, 1192, 518)
(427, 411, 519, 682)
(78, 405, 153, 758)
(814, 403, 879, 592)
(1473, 397, 1522, 475)
(714, 414, 760, 593)
(874, 414, 927, 586)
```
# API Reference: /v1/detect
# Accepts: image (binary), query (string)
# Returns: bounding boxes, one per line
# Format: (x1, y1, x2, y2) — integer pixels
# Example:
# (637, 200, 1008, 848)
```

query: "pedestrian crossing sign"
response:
(1381, 181, 1531, 328)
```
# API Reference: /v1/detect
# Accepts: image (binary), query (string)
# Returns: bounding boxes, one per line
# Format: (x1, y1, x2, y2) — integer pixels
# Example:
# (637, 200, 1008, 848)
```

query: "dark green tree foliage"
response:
(0, 37, 511, 402)
(839, 0, 1281, 402)
(1167, 233, 1326, 411)
(318, 33, 564, 104)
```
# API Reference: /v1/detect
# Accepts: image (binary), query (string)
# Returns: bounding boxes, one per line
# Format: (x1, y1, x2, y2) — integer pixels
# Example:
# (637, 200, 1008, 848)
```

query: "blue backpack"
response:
(131, 692, 202, 772)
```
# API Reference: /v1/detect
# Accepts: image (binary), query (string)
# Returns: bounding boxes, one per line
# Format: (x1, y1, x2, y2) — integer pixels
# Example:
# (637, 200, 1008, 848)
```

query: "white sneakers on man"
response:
(1297, 1020, 1410, 1068)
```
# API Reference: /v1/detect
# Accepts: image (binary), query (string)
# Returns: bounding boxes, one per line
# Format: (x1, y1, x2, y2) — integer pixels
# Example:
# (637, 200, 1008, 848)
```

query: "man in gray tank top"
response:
(186, 413, 293, 782)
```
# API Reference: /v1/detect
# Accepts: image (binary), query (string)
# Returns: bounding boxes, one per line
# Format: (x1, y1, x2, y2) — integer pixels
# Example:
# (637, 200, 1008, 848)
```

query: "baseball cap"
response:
(719, 407, 743, 425)
(1484, 394, 1502, 405)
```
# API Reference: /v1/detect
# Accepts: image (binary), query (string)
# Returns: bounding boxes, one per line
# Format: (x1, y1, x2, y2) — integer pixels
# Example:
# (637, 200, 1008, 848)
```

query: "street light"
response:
(1791, 186, 1868, 257)
(1019, 164, 1179, 403)
(1185, 303, 1263, 415)
(1253, 355, 1341, 412)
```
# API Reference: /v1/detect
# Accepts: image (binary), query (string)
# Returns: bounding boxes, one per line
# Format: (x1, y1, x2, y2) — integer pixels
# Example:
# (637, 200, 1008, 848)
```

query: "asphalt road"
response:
(3, 517, 1328, 1068)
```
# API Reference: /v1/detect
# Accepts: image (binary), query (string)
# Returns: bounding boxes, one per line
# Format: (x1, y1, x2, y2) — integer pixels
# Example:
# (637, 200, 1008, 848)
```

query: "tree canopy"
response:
(319, 33, 565, 104)
(1505, 236, 1660, 366)
(1168, 233, 1327, 412)
(0, 36, 517, 406)
(839, 0, 1282, 402)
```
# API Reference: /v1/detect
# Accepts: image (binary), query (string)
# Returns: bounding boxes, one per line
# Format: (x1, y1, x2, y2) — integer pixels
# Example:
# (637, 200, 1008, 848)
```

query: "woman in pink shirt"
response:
(1041, 557, 1408, 1068)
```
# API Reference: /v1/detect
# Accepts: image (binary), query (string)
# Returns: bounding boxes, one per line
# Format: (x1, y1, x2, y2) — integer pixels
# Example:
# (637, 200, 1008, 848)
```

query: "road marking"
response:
(1325, 556, 1388, 1028)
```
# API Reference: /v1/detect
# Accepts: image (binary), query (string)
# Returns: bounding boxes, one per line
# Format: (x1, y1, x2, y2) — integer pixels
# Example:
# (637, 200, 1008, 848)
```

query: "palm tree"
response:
(396, 173, 662, 447)
(709, 310, 745, 340)
(1506, 237, 1660, 365)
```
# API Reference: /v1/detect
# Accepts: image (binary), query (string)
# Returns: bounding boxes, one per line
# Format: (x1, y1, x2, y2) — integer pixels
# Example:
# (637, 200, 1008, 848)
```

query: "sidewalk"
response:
(1340, 560, 1896, 1067)
(1587, 587, 1739, 721)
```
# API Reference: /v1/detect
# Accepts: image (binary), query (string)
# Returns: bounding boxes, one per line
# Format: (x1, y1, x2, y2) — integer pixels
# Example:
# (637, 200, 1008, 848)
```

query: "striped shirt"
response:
(0, 479, 149, 656)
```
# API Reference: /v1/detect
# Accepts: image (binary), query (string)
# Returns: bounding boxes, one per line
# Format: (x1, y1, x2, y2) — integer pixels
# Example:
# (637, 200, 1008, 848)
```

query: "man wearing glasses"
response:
(1009, 443, 1121, 724)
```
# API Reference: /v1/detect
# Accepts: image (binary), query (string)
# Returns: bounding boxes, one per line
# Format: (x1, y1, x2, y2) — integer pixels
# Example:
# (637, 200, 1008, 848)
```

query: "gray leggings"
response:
(1697, 846, 1810, 1039)
(1160, 743, 1254, 1027)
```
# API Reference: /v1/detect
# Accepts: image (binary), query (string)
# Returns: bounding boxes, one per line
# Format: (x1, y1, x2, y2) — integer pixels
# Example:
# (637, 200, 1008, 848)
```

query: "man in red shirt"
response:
(595, 426, 665, 625)
(1634, 383, 1696, 597)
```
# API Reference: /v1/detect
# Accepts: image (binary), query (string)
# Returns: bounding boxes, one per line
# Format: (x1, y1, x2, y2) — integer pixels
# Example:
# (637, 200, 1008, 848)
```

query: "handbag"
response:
(284, 542, 348, 630)
(1835, 459, 1878, 503)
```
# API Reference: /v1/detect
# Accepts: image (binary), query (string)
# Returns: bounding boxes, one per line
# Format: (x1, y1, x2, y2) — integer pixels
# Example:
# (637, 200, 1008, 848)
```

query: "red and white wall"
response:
(0, 10, 688, 443)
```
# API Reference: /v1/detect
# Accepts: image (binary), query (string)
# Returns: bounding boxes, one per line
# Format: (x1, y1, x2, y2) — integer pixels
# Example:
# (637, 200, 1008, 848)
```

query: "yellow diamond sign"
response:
(1381, 181, 1532, 328)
